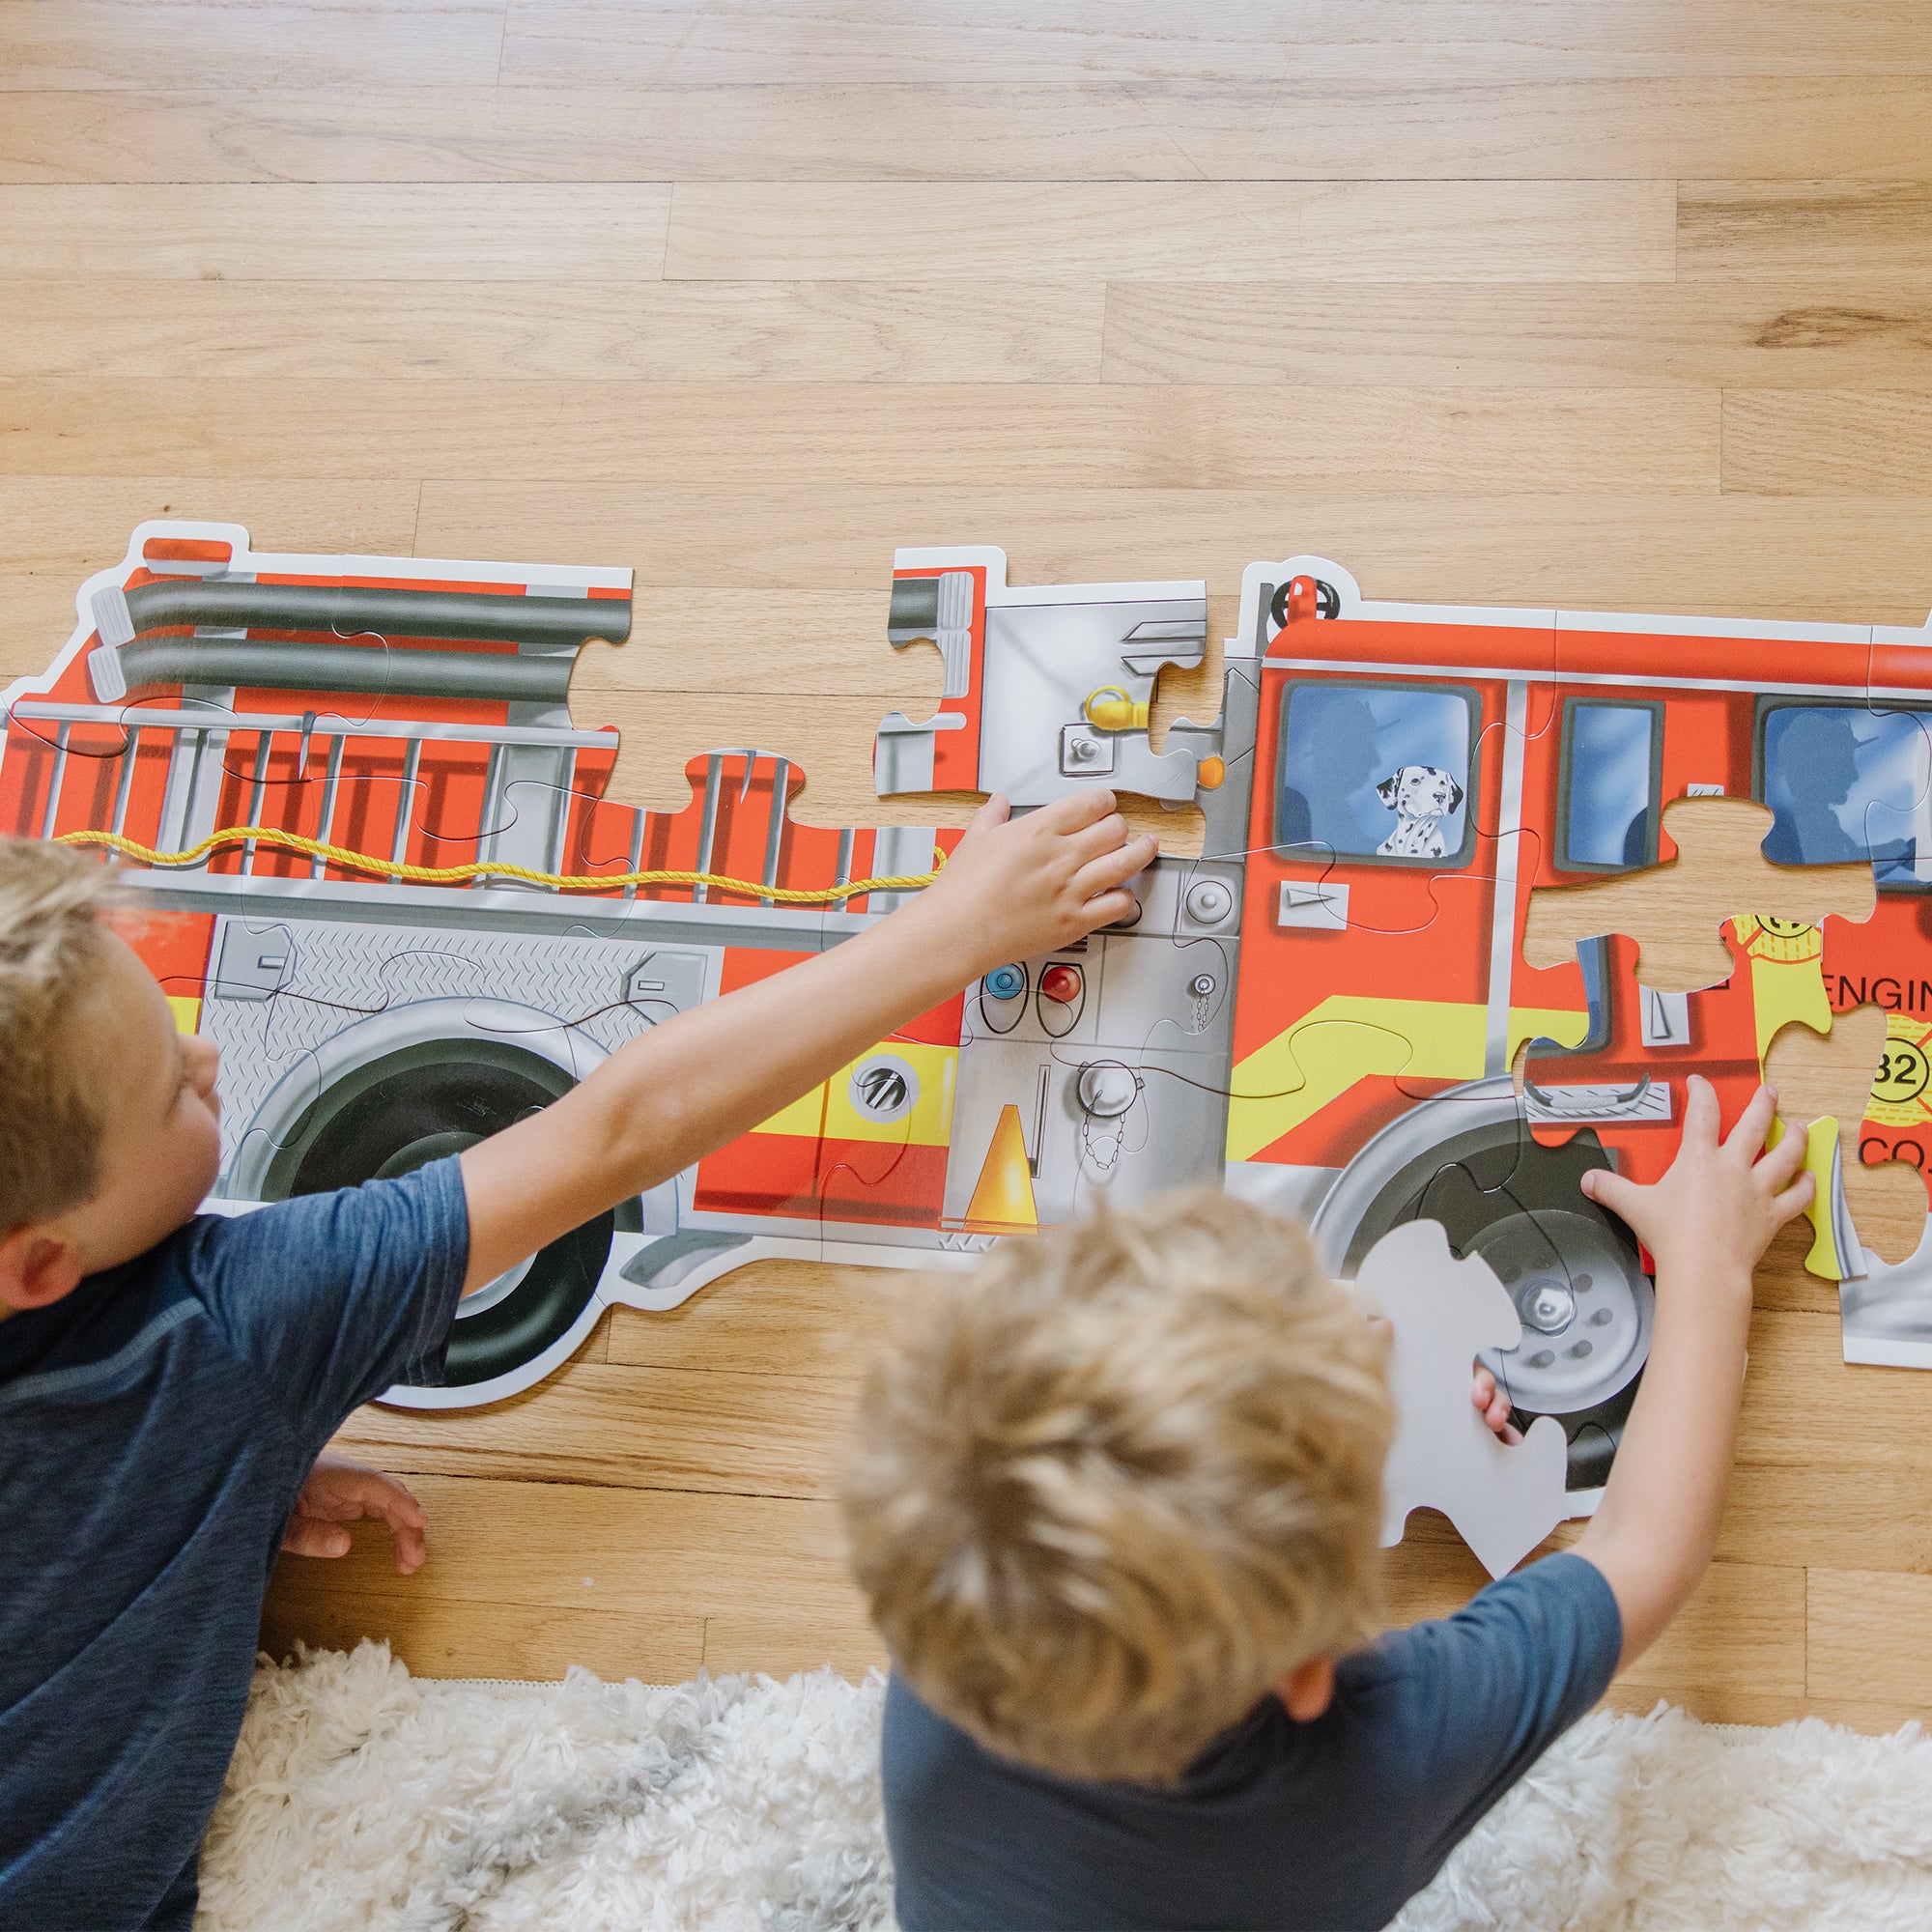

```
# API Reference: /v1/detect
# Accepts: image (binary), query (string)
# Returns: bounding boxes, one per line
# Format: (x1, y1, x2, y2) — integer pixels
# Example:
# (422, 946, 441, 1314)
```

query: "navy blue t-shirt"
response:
(0, 1160, 469, 1932)
(884, 1551, 1622, 1932)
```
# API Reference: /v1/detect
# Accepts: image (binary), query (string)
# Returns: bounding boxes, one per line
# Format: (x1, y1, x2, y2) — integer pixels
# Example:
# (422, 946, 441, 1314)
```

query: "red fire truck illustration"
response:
(7, 526, 1931, 1485)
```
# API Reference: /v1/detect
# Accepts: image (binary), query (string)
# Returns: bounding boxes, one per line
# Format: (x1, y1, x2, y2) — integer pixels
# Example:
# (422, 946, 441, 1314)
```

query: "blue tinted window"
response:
(1564, 703, 1657, 869)
(1278, 683, 1474, 863)
(1763, 706, 1932, 886)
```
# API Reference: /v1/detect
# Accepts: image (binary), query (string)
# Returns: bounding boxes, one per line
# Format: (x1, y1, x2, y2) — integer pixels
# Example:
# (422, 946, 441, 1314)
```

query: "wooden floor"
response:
(8, 2, 1932, 1726)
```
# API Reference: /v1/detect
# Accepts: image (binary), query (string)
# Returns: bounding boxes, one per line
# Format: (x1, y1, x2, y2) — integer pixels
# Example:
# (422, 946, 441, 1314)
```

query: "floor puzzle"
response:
(8, 525, 1932, 1572)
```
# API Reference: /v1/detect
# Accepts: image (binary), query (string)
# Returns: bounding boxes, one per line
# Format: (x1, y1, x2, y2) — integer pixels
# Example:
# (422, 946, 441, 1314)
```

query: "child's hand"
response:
(282, 1452, 428, 1574)
(908, 790, 1156, 974)
(1578, 1077, 1814, 1286)
(1471, 1363, 1523, 1445)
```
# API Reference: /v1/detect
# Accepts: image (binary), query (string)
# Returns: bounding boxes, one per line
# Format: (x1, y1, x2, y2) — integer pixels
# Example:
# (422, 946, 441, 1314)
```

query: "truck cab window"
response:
(1277, 682, 1476, 866)
(1560, 701, 1661, 871)
(1762, 704, 1932, 887)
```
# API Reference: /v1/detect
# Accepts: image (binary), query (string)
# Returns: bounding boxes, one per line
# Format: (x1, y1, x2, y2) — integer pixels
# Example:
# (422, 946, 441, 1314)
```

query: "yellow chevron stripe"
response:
(1225, 995, 1589, 1161)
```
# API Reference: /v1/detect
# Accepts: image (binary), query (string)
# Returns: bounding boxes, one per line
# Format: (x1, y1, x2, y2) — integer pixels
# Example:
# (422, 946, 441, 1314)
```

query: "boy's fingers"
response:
(1065, 810, 1132, 864)
(282, 1516, 353, 1559)
(1033, 787, 1118, 833)
(963, 793, 1012, 838)
(328, 1466, 428, 1525)
(1770, 1169, 1818, 1225)
(1757, 1119, 1812, 1187)
(1073, 887, 1141, 931)
(1071, 837, 1157, 902)
(1683, 1073, 1722, 1143)
(1722, 1083, 1777, 1156)
(388, 1522, 428, 1574)
(1579, 1165, 1641, 1220)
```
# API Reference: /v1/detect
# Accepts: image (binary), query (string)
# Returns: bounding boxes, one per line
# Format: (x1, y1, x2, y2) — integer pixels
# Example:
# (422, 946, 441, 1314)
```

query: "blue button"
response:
(984, 963, 1025, 1001)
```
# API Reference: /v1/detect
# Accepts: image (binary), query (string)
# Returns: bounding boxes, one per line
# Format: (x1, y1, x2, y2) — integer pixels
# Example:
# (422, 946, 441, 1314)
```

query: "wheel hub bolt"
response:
(1521, 1280, 1576, 1334)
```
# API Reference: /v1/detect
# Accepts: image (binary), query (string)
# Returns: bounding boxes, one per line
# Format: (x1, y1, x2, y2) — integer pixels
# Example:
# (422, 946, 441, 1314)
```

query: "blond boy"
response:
(0, 793, 1151, 1932)
(844, 1086, 1812, 1931)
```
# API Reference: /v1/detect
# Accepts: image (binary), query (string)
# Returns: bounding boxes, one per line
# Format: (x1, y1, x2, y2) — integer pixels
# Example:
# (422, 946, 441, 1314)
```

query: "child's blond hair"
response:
(841, 1188, 1394, 1785)
(0, 838, 120, 1235)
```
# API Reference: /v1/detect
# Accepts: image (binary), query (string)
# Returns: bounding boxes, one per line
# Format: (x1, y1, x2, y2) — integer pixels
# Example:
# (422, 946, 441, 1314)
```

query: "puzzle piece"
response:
(874, 547, 1212, 807)
(1521, 915, 1868, 1284)
(1353, 1219, 1571, 1578)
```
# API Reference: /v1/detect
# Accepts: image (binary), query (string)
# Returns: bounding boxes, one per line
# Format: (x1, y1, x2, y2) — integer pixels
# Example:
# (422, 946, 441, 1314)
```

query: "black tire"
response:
(1341, 1118, 1649, 1492)
(259, 1037, 611, 1392)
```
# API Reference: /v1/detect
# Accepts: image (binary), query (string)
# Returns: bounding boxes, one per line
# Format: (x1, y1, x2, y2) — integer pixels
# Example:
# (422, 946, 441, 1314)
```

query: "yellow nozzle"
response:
(1083, 685, 1150, 732)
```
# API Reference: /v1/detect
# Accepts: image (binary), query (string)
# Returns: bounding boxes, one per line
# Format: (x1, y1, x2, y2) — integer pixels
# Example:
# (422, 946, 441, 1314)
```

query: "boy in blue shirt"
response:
(0, 790, 1153, 1931)
(843, 1079, 1813, 1931)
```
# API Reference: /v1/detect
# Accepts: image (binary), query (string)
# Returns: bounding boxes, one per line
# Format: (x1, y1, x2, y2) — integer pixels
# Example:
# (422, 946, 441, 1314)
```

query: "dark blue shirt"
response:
(0, 1160, 469, 1932)
(883, 1551, 1622, 1932)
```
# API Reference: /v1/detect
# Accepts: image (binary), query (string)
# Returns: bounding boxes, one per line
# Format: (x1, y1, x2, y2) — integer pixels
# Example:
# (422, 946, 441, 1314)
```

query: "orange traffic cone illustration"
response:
(962, 1102, 1038, 1234)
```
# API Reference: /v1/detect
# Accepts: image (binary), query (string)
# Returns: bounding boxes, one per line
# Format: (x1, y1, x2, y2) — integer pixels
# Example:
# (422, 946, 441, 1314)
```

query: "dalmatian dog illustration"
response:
(1376, 764, 1464, 858)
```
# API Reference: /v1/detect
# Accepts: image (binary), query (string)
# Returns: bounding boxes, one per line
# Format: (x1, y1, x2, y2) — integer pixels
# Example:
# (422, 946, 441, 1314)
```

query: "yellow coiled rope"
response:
(56, 826, 941, 904)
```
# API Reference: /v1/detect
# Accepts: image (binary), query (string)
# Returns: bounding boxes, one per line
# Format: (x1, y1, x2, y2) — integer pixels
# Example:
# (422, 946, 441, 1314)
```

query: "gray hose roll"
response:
(102, 638, 574, 706)
(96, 580, 632, 651)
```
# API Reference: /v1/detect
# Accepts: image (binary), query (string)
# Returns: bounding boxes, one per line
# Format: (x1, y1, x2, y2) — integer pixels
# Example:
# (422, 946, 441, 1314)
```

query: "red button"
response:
(1039, 963, 1083, 1005)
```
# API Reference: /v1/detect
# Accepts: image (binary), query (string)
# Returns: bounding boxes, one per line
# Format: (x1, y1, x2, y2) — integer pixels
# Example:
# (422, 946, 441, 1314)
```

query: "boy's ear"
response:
(0, 1226, 86, 1313)
(1276, 1653, 1338, 1723)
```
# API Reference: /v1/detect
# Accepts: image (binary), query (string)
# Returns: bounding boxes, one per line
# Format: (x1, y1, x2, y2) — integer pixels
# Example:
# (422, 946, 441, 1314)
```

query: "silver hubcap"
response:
(1472, 1208, 1652, 1413)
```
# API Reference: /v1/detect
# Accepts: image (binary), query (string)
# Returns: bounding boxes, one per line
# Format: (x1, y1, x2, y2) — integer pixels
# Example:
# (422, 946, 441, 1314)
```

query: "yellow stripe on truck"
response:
(1225, 996, 1589, 1162)
(754, 1041, 958, 1147)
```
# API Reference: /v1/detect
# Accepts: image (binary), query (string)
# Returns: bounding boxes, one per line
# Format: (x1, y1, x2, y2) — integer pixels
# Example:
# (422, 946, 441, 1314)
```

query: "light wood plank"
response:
(261, 1579, 707, 1685)
(1103, 283, 1932, 388)
(702, 1610, 886, 1679)
(1736, 1309, 1932, 1476)
(499, 3, 1299, 87)
(0, 381, 1719, 495)
(422, 484, 1932, 626)
(499, 1, 1932, 87)
(1808, 1570, 1932, 1706)
(1681, 183, 1932, 282)
(575, 599, 944, 699)
(0, 185, 670, 281)
(14, 80, 1932, 184)
(333, 1356, 858, 1500)
(0, 280, 1104, 383)
(604, 1260, 904, 1377)
(1723, 390, 1932, 497)
(264, 1476, 868, 1640)
(588, 689, 973, 828)
(665, 182, 1677, 284)
(0, 1, 506, 91)
(1719, 1464, 1932, 1575)
(0, 477, 422, 684)
(1621, 1561, 1807, 1700)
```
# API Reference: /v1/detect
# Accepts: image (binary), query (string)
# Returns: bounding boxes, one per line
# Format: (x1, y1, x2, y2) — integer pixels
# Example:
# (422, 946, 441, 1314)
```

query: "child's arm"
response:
(1568, 1076, 1813, 1668)
(457, 790, 1154, 1294)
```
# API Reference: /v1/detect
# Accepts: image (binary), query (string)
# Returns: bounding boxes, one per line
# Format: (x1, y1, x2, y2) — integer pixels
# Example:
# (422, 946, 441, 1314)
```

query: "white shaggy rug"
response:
(199, 1643, 1932, 1931)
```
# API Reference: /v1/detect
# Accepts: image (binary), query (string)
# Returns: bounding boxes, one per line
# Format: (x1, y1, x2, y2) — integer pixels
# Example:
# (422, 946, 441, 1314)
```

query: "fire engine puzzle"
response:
(7, 524, 1932, 1567)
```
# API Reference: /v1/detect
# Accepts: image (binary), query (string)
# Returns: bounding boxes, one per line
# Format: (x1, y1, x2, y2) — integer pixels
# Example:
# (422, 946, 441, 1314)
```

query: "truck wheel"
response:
(1315, 1082, 1651, 1493)
(257, 1036, 612, 1394)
